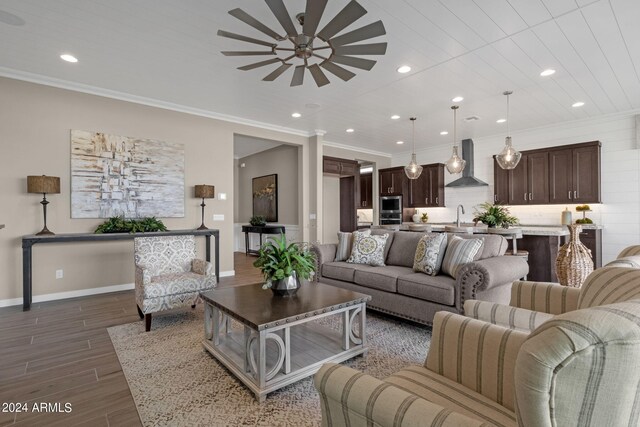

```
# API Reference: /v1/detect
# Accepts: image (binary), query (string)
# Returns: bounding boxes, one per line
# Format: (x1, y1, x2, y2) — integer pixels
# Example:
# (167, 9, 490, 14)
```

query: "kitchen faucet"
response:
(456, 205, 465, 227)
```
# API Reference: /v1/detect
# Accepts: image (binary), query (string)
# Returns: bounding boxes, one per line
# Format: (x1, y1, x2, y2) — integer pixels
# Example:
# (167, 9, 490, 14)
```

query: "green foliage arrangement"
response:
(94, 216, 168, 234)
(249, 215, 267, 226)
(472, 202, 519, 228)
(576, 218, 594, 224)
(253, 234, 316, 289)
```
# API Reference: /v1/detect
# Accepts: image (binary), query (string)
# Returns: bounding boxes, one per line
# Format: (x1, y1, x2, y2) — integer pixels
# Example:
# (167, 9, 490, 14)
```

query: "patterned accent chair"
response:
(134, 235, 216, 331)
(315, 298, 640, 426)
(464, 246, 640, 333)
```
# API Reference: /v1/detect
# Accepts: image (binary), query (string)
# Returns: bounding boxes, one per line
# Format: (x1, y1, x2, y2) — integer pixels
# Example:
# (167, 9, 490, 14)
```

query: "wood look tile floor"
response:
(0, 252, 262, 426)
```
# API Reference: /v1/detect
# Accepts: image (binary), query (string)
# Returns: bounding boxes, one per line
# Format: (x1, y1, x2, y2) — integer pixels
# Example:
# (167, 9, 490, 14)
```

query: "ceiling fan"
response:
(217, 0, 387, 87)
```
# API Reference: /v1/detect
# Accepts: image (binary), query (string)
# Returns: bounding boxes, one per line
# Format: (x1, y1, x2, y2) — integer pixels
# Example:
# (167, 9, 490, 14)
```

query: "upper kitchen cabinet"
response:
(379, 167, 406, 196)
(323, 156, 359, 176)
(508, 152, 549, 205)
(549, 141, 601, 204)
(406, 163, 445, 208)
(496, 141, 601, 206)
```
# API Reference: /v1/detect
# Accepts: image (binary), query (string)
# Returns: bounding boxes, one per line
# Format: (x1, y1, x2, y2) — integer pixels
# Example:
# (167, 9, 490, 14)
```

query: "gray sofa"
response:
(311, 230, 529, 326)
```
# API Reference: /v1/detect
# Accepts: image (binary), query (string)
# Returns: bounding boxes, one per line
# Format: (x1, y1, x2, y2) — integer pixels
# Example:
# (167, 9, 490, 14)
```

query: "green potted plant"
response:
(472, 202, 519, 228)
(94, 216, 167, 234)
(253, 234, 316, 296)
(249, 215, 267, 226)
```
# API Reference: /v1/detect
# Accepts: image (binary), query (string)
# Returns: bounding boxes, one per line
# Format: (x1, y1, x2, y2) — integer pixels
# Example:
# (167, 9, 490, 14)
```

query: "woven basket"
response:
(555, 224, 594, 287)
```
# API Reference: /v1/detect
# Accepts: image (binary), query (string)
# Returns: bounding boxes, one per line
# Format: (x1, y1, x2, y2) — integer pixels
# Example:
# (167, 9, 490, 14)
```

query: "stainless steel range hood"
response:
(446, 139, 489, 187)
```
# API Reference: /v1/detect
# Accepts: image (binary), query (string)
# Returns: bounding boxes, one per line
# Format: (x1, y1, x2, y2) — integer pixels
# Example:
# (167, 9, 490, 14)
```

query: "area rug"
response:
(108, 308, 431, 426)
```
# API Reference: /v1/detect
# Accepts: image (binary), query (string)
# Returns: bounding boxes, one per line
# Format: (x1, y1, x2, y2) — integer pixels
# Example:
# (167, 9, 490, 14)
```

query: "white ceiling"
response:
(234, 134, 283, 159)
(1, 0, 639, 155)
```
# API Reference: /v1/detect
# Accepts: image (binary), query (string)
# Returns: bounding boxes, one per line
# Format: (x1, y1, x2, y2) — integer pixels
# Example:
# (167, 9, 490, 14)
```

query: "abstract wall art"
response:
(252, 174, 278, 222)
(71, 130, 184, 218)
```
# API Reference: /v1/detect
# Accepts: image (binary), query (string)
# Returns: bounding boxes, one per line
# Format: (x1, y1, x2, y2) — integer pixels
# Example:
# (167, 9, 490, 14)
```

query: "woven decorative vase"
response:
(555, 224, 594, 287)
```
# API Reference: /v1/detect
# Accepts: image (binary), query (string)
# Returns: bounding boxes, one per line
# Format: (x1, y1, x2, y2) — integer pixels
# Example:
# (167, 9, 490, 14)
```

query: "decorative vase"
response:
(412, 213, 421, 223)
(270, 271, 300, 296)
(555, 224, 594, 287)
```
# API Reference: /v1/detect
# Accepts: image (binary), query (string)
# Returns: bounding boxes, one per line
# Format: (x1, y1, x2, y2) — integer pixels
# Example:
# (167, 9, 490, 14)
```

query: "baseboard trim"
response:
(0, 270, 236, 307)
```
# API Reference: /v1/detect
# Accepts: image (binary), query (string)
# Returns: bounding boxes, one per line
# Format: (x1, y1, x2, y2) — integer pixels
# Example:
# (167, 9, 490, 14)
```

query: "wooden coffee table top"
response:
(200, 282, 371, 331)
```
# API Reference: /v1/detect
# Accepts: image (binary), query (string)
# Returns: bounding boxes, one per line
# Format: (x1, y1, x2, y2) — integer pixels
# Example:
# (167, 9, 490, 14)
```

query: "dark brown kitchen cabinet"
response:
(508, 152, 548, 205)
(379, 167, 406, 195)
(406, 164, 445, 207)
(578, 228, 602, 269)
(323, 156, 359, 176)
(359, 173, 372, 209)
(493, 156, 510, 204)
(549, 143, 601, 204)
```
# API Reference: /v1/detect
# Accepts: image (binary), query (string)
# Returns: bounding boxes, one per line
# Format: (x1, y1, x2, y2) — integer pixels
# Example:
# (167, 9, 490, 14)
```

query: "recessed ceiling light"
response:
(496, 118, 507, 123)
(572, 101, 585, 107)
(390, 115, 400, 120)
(346, 128, 355, 133)
(397, 65, 411, 74)
(540, 69, 556, 77)
(60, 54, 78, 63)
(440, 131, 448, 135)
(396, 141, 404, 145)
(451, 96, 464, 103)
(291, 112, 301, 118)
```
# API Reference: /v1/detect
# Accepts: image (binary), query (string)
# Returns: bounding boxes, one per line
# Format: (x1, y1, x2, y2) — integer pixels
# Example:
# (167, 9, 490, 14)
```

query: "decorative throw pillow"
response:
(413, 233, 447, 276)
(346, 231, 389, 266)
(441, 235, 483, 279)
(335, 230, 370, 262)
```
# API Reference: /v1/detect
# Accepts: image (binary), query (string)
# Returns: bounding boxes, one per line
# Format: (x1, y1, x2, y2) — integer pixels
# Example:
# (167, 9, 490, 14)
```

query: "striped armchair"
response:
(464, 247, 640, 333)
(134, 235, 216, 331)
(315, 299, 640, 426)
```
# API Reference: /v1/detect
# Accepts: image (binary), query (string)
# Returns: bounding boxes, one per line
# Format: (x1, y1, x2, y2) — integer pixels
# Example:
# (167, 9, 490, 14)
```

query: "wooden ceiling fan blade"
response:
(303, 0, 327, 37)
(291, 65, 305, 86)
(317, 1, 367, 42)
(334, 42, 387, 56)
(228, 8, 282, 40)
(330, 55, 376, 70)
(238, 58, 282, 71)
(263, 63, 293, 81)
(265, 0, 298, 37)
(330, 21, 386, 47)
(222, 51, 276, 56)
(320, 61, 356, 81)
(308, 64, 330, 87)
(217, 30, 275, 47)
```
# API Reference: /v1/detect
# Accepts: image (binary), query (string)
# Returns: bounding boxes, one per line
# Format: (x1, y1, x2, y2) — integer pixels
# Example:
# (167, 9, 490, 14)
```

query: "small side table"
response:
(242, 225, 286, 255)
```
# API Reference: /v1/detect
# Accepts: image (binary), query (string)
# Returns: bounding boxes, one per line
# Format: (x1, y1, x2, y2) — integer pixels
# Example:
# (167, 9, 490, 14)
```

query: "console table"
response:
(241, 225, 285, 255)
(21, 229, 219, 311)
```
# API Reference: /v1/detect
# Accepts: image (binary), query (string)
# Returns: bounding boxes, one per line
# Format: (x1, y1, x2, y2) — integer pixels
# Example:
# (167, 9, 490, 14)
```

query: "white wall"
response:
(392, 112, 640, 264)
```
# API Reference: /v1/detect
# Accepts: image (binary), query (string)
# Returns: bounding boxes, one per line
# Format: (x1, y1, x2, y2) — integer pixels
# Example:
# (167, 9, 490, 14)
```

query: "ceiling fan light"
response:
(495, 136, 522, 170)
(405, 154, 423, 179)
(445, 146, 466, 174)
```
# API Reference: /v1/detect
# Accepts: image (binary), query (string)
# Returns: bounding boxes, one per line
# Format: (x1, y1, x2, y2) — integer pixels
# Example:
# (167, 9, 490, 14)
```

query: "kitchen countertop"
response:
(398, 222, 602, 236)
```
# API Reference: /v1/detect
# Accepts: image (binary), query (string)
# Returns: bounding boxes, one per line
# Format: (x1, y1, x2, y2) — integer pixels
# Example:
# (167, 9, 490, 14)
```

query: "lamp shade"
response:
(194, 185, 215, 199)
(27, 175, 60, 194)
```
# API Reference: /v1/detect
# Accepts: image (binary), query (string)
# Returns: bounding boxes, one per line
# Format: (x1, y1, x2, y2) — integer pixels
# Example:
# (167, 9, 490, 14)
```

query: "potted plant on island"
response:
(472, 202, 519, 228)
(253, 234, 316, 296)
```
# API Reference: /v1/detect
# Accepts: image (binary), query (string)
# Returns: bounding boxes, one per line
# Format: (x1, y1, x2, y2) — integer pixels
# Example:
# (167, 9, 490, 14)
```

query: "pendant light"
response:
(495, 90, 522, 170)
(404, 117, 423, 179)
(445, 105, 466, 174)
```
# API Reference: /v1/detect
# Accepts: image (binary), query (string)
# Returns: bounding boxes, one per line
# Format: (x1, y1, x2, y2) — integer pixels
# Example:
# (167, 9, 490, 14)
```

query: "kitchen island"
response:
(397, 223, 602, 282)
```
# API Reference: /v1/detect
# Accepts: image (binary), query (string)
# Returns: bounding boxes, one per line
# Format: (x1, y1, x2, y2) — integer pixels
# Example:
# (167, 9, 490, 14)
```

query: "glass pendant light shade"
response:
(495, 136, 522, 169)
(445, 105, 466, 174)
(405, 117, 423, 179)
(496, 90, 522, 170)
(445, 146, 466, 174)
(405, 153, 423, 179)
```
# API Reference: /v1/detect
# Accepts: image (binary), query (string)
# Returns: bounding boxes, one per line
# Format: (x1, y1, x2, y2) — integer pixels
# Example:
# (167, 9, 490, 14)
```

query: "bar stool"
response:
(488, 228, 528, 280)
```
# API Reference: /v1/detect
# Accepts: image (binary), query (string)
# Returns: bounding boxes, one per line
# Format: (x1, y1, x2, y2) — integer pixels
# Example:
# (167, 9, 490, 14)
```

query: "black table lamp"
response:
(27, 175, 61, 235)
(194, 185, 215, 230)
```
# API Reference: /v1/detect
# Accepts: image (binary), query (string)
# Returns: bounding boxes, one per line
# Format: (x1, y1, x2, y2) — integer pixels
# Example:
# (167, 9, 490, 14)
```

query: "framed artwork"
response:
(70, 129, 185, 218)
(252, 174, 278, 222)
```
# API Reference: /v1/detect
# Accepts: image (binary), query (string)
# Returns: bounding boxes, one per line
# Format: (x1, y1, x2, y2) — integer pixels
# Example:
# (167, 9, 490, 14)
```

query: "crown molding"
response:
(322, 141, 392, 158)
(0, 67, 312, 138)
